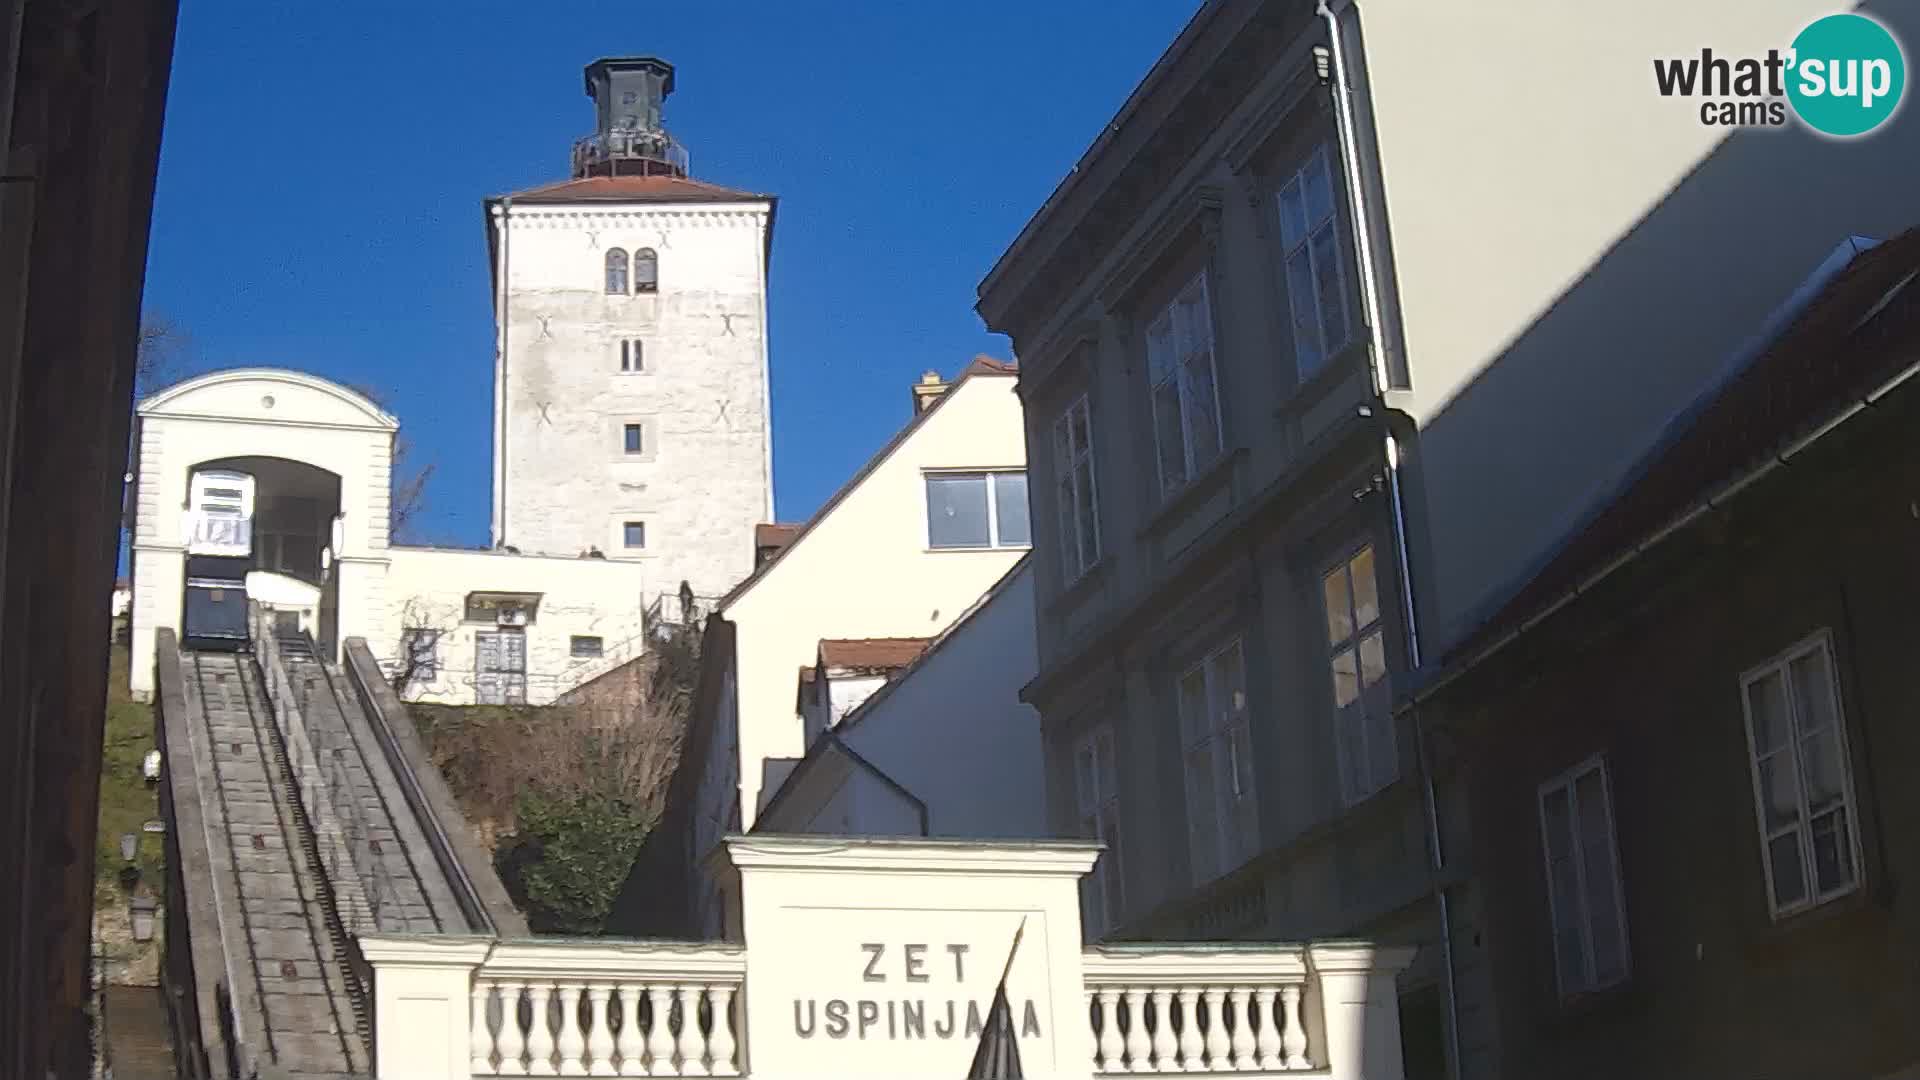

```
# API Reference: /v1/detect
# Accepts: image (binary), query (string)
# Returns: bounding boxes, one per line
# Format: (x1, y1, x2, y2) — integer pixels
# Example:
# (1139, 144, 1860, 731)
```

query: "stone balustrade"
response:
(358, 838, 1413, 1080)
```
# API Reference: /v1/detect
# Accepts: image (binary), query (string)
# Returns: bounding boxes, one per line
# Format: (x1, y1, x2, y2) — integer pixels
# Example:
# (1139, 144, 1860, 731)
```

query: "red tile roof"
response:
(496, 174, 768, 205)
(1442, 227, 1920, 668)
(817, 638, 933, 672)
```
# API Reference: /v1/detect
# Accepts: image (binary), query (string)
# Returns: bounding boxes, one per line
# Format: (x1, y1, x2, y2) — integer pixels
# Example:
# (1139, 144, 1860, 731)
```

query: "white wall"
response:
(492, 199, 773, 608)
(1350, 0, 1920, 645)
(127, 369, 396, 700)
(381, 546, 649, 707)
(767, 561, 1046, 842)
(713, 371, 1029, 831)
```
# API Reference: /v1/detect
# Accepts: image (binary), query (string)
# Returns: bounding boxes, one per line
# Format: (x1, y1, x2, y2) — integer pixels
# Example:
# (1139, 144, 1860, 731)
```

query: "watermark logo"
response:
(1653, 12, 1906, 137)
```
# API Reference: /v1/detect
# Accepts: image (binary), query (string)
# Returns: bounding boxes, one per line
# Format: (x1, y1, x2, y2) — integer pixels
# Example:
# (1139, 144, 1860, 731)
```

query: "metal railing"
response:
(571, 127, 690, 178)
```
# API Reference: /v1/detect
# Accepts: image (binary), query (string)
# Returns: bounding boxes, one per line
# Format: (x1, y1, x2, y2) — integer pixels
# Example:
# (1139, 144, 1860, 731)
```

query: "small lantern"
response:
(142, 748, 162, 783)
(119, 833, 138, 863)
(130, 894, 157, 943)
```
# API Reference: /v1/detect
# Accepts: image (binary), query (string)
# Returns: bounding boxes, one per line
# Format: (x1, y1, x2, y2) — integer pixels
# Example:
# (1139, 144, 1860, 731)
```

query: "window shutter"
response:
(1575, 767, 1628, 984)
(1539, 784, 1585, 993)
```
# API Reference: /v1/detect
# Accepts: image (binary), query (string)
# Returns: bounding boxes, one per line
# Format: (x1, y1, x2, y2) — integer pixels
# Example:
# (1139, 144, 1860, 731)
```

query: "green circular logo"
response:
(1787, 13, 1906, 137)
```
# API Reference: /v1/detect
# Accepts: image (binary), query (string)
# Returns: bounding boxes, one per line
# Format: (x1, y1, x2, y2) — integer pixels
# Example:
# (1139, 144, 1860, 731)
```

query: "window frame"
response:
(633, 247, 659, 294)
(1536, 754, 1631, 1000)
(1051, 394, 1101, 584)
(604, 248, 630, 295)
(622, 520, 647, 550)
(1072, 722, 1124, 935)
(1275, 144, 1353, 382)
(622, 423, 644, 455)
(1322, 544, 1396, 805)
(570, 635, 605, 659)
(400, 627, 440, 682)
(1737, 629, 1865, 921)
(923, 469, 1031, 551)
(620, 339, 645, 373)
(1145, 270, 1226, 498)
(1176, 637, 1257, 886)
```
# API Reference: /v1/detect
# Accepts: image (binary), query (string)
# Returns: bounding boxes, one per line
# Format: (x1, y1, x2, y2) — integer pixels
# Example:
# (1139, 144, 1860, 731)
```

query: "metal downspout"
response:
(1318, 1, 1464, 1074)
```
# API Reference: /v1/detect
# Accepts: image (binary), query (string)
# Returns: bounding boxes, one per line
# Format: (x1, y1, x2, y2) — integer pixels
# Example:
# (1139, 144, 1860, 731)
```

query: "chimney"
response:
(911, 370, 948, 414)
(574, 57, 689, 179)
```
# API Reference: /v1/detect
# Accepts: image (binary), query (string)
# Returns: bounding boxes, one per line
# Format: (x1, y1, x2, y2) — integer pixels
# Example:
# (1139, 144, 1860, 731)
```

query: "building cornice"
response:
(498, 205, 769, 229)
(717, 834, 1101, 878)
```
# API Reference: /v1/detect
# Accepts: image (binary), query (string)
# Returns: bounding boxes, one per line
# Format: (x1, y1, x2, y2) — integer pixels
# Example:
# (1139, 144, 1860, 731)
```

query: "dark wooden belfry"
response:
(573, 56, 689, 179)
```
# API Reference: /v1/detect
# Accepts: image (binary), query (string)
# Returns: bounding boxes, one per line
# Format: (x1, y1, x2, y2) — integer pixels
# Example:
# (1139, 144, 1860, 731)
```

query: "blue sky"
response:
(142, 1, 1200, 545)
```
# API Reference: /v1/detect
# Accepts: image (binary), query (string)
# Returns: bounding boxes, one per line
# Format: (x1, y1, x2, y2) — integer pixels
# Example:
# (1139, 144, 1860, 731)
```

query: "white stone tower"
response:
(486, 56, 774, 615)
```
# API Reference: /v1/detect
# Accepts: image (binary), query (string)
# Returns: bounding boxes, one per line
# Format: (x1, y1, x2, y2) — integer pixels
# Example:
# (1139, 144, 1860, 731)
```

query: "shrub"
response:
(502, 788, 655, 935)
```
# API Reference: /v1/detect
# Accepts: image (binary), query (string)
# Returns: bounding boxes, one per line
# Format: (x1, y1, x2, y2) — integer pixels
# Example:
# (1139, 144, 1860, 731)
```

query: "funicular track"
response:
(187, 648, 367, 1077)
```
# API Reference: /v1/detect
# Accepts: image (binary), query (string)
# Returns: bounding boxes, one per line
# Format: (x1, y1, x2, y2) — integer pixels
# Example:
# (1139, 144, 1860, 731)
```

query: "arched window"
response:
(605, 249, 629, 295)
(633, 247, 659, 294)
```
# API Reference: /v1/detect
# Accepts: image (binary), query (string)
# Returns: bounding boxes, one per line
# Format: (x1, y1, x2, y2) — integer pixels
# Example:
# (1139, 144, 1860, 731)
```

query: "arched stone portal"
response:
(128, 369, 397, 700)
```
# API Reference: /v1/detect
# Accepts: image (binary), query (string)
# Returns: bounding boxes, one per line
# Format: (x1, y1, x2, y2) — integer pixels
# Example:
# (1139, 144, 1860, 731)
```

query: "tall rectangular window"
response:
(1324, 545, 1395, 804)
(1538, 755, 1630, 998)
(1178, 639, 1257, 885)
(1051, 395, 1100, 582)
(623, 423, 644, 454)
(1146, 272, 1224, 495)
(925, 471, 1030, 549)
(1278, 145, 1352, 380)
(620, 339, 644, 372)
(1073, 723, 1124, 936)
(1739, 631, 1862, 919)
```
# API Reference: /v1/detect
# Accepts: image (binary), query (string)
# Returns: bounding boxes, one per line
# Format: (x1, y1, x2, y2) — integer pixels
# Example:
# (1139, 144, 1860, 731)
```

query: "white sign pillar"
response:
(1308, 942, 1418, 1080)
(717, 835, 1102, 1080)
(359, 934, 494, 1080)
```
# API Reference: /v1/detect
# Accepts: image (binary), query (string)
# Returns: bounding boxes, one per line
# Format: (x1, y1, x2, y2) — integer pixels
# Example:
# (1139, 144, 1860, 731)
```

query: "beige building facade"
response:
(976, 3, 1920, 1079)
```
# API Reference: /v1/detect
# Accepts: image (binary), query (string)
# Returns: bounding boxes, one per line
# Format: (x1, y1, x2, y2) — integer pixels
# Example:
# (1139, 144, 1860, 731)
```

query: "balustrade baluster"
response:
(1149, 988, 1178, 1073)
(615, 985, 645, 1077)
(1250, 987, 1279, 1070)
(585, 984, 616, 1076)
(645, 985, 676, 1075)
(673, 984, 709, 1076)
(1096, 987, 1124, 1073)
(1227, 987, 1255, 1071)
(707, 984, 738, 1077)
(1123, 987, 1151, 1074)
(1176, 987, 1204, 1072)
(496, 982, 529, 1076)
(1202, 987, 1229, 1069)
(556, 982, 587, 1075)
(472, 981, 497, 1075)
(1279, 985, 1308, 1069)
(527, 983, 557, 1075)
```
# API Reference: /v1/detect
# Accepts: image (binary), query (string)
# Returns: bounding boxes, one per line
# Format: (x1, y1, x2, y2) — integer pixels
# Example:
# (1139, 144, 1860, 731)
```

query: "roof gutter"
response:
(1320, 3, 1458, 1072)
(1409, 348, 1920, 710)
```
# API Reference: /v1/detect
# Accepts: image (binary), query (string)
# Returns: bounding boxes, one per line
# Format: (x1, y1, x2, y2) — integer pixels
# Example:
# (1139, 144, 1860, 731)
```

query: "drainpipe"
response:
(492, 198, 511, 548)
(1318, 1, 1464, 1074)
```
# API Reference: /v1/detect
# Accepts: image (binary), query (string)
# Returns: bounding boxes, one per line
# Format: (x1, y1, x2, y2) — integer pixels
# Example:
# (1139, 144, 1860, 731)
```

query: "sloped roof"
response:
(755, 522, 803, 551)
(818, 638, 932, 673)
(718, 356, 1017, 609)
(493, 174, 769, 205)
(1433, 227, 1920, 679)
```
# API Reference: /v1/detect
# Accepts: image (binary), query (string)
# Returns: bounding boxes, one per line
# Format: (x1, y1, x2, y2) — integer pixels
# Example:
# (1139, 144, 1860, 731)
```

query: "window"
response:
(1051, 395, 1101, 582)
(1324, 545, 1395, 804)
(605, 248, 629, 295)
(1278, 145, 1352, 379)
(925, 471, 1030, 549)
(623, 521, 646, 549)
(1073, 723, 1124, 934)
(400, 627, 440, 682)
(1178, 639, 1256, 884)
(633, 248, 658, 294)
(620, 339, 644, 372)
(1538, 756, 1630, 998)
(1146, 272, 1224, 495)
(623, 423, 644, 454)
(1739, 632, 1862, 919)
(570, 635, 605, 659)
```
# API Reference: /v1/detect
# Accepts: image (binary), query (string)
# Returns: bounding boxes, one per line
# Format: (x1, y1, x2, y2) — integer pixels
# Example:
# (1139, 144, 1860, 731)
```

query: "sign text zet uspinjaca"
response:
(791, 942, 1043, 1042)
